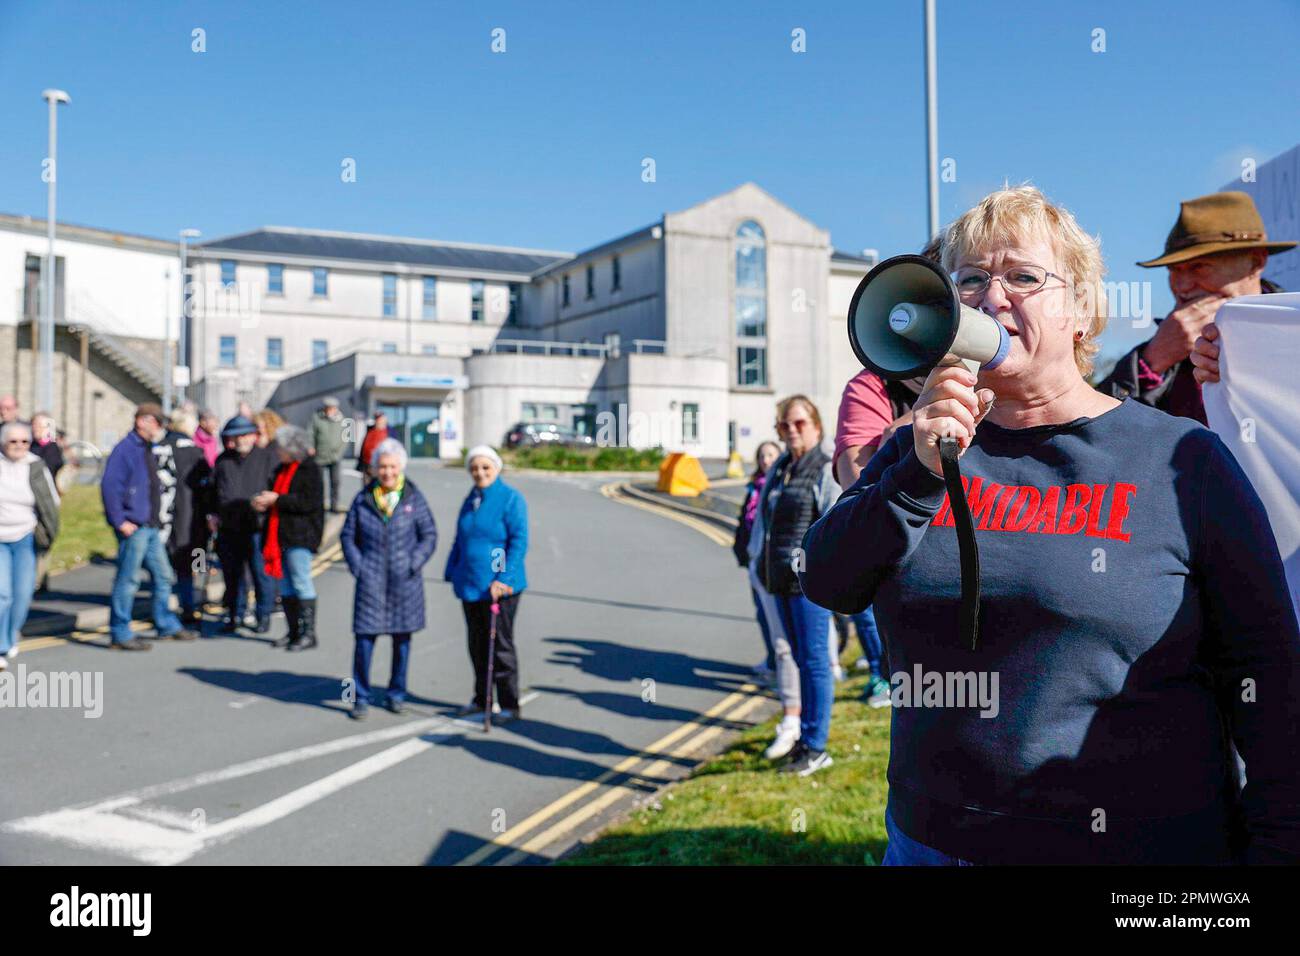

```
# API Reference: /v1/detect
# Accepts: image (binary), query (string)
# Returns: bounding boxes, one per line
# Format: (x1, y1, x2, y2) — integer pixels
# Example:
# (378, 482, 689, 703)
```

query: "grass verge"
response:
(46, 483, 117, 574)
(563, 642, 891, 865)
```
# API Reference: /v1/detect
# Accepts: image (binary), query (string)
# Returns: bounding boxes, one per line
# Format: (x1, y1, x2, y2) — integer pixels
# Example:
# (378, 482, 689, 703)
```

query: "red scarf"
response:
(262, 461, 300, 579)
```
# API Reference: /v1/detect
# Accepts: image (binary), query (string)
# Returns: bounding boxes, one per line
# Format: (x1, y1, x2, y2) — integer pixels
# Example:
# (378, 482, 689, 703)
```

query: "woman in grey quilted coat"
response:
(340, 439, 437, 718)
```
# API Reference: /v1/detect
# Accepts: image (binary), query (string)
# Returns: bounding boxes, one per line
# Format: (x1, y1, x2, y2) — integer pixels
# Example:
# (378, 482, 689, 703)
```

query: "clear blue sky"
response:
(1, 0, 1296, 359)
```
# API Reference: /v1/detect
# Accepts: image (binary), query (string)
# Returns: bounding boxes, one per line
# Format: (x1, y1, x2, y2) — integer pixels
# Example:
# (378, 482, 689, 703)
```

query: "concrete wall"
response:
(0, 323, 160, 449)
(0, 220, 180, 342)
(536, 238, 666, 345)
(662, 182, 833, 459)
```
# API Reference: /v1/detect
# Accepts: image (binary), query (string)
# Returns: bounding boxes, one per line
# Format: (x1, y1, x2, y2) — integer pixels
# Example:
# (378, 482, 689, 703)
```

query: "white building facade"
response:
(210, 183, 877, 461)
(1, 183, 880, 459)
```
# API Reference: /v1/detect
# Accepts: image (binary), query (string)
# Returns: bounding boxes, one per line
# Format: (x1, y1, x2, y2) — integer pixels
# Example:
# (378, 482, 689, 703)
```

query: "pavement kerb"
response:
(23, 511, 348, 639)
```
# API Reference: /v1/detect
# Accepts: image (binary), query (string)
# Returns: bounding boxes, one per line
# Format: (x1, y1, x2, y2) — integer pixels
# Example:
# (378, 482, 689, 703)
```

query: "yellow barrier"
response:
(656, 453, 710, 497)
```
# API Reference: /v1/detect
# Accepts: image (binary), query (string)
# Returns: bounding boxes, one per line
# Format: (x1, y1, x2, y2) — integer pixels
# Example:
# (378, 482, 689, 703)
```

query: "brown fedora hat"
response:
(1138, 191, 1296, 268)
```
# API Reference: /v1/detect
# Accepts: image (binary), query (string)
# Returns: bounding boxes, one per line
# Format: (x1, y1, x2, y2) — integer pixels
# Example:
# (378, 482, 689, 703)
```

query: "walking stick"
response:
(483, 601, 500, 732)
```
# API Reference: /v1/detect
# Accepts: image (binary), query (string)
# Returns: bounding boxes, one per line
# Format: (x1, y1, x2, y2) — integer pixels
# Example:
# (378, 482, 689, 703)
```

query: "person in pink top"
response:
(193, 409, 221, 468)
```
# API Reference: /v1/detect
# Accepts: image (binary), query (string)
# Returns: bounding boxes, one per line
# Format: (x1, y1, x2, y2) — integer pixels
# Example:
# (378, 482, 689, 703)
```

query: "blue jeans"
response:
(749, 585, 776, 671)
(0, 534, 37, 654)
(882, 805, 976, 866)
(218, 530, 277, 621)
(775, 592, 833, 752)
(852, 606, 885, 676)
(352, 633, 412, 707)
(111, 526, 182, 643)
(278, 547, 316, 600)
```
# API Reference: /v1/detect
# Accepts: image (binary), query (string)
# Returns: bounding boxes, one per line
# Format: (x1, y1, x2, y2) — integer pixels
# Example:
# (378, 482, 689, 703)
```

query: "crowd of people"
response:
(0, 389, 532, 726)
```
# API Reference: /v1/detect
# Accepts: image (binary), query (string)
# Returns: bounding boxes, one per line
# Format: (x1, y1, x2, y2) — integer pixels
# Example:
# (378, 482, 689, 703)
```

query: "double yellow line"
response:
(456, 683, 768, 865)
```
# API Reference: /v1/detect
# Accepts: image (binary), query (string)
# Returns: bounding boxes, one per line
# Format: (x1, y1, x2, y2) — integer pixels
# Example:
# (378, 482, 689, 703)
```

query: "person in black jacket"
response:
(253, 425, 324, 651)
(162, 410, 214, 628)
(213, 415, 279, 634)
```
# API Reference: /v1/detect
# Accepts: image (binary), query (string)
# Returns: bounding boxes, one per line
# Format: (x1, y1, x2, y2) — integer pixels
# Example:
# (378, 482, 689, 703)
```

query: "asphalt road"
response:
(0, 463, 770, 865)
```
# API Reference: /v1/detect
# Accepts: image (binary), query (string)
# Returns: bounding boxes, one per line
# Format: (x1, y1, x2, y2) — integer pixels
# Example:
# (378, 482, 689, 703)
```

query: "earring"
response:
(1074, 330, 1084, 341)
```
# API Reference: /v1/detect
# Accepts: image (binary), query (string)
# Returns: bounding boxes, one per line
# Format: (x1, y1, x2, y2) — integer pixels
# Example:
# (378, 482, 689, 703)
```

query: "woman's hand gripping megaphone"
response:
(912, 363, 997, 478)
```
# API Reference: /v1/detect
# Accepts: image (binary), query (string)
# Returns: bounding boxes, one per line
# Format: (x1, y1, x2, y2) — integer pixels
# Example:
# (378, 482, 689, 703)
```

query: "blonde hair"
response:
(942, 184, 1107, 377)
(169, 409, 197, 436)
(253, 409, 284, 446)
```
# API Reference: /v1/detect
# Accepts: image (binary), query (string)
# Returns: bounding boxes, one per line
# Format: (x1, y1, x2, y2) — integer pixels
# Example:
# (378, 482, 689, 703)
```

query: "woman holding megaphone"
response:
(801, 185, 1300, 865)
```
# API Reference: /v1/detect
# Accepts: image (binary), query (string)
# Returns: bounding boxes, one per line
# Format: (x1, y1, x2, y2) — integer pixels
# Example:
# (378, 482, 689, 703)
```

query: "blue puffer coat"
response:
(341, 479, 438, 636)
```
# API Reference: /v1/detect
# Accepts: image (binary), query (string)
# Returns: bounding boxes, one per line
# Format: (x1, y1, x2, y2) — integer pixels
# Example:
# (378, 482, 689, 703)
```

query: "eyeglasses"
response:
(777, 418, 812, 433)
(953, 264, 1067, 297)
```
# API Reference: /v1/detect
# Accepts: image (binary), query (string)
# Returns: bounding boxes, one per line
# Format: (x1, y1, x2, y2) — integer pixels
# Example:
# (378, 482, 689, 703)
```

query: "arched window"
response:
(734, 220, 767, 387)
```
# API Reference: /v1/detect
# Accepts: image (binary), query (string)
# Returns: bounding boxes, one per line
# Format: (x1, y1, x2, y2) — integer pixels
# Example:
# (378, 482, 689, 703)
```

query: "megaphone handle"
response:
(939, 437, 981, 650)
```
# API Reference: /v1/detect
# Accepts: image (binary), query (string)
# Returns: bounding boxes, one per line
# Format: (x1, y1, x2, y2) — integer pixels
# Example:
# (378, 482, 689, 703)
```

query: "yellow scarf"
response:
(372, 475, 405, 519)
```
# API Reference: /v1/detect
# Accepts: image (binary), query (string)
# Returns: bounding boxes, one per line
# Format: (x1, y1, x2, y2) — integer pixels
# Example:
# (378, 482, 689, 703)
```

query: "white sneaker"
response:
(764, 722, 801, 761)
(853, 656, 871, 672)
(832, 664, 845, 682)
(0, 657, 7, 671)
(4, 645, 17, 660)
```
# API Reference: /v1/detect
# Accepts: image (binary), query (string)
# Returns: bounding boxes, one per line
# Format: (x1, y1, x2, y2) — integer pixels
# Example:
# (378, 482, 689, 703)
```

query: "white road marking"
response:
(3, 737, 440, 865)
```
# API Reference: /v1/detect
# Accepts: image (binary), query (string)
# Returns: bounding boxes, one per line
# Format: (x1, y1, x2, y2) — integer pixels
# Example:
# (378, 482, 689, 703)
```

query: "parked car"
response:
(504, 422, 595, 449)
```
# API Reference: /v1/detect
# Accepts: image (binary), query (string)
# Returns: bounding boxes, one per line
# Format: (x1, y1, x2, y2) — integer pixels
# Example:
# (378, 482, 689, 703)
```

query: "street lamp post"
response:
(178, 228, 200, 406)
(923, 0, 939, 241)
(40, 89, 70, 416)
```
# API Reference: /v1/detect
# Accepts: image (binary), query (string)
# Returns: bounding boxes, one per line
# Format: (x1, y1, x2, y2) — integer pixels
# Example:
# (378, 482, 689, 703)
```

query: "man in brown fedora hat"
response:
(1098, 191, 1295, 423)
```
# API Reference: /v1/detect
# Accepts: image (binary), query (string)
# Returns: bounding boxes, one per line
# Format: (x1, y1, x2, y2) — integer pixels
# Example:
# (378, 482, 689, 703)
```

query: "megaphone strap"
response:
(939, 438, 981, 650)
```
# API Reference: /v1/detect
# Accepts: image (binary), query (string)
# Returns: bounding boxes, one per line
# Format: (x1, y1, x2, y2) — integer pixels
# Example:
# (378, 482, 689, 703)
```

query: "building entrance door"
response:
(375, 402, 441, 459)
(405, 404, 441, 459)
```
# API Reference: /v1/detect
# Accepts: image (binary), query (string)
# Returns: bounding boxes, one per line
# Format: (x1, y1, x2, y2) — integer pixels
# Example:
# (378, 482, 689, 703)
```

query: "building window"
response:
(471, 280, 485, 323)
(611, 255, 621, 291)
(382, 273, 397, 317)
(422, 277, 437, 320)
(561, 274, 570, 307)
(312, 339, 329, 367)
(312, 267, 329, 297)
(220, 260, 236, 289)
(572, 403, 597, 438)
(381, 342, 398, 354)
(421, 344, 438, 356)
(542, 404, 559, 421)
(507, 283, 520, 325)
(734, 220, 768, 387)
(267, 263, 283, 295)
(521, 403, 538, 421)
(266, 337, 284, 369)
(682, 403, 700, 443)
(219, 335, 236, 367)
(737, 346, 767, 387)
(604, 331, 621, 358)
(585, 265, 594, 300)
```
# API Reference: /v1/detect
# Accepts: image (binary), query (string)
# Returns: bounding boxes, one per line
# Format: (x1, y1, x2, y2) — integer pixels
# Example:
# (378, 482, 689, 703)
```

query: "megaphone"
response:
(845, 254, 1008, 652)
(847, 254, 1010, 380)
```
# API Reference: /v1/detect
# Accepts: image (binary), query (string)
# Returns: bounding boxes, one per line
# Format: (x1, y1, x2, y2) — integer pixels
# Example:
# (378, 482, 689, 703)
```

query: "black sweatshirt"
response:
(800, 398, 1300, 864)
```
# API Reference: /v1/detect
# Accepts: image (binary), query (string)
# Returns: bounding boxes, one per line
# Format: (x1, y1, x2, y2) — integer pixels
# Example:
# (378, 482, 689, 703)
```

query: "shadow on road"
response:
(526, 589, 754, 624)
(527, 684, 758, 731)
(541, 636, 752, 693)
(425, 734, 665, 795)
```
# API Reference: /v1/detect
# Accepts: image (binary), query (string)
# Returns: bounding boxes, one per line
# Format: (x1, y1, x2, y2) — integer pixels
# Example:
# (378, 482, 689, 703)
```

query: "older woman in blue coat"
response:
(444, 445, 528, 722)
(341, 438, 437, 719)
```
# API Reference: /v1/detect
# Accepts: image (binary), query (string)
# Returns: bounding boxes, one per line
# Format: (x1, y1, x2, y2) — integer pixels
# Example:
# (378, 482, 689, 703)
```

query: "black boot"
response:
(288, 598, 318, 651)
(275, 597, 301, 649)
